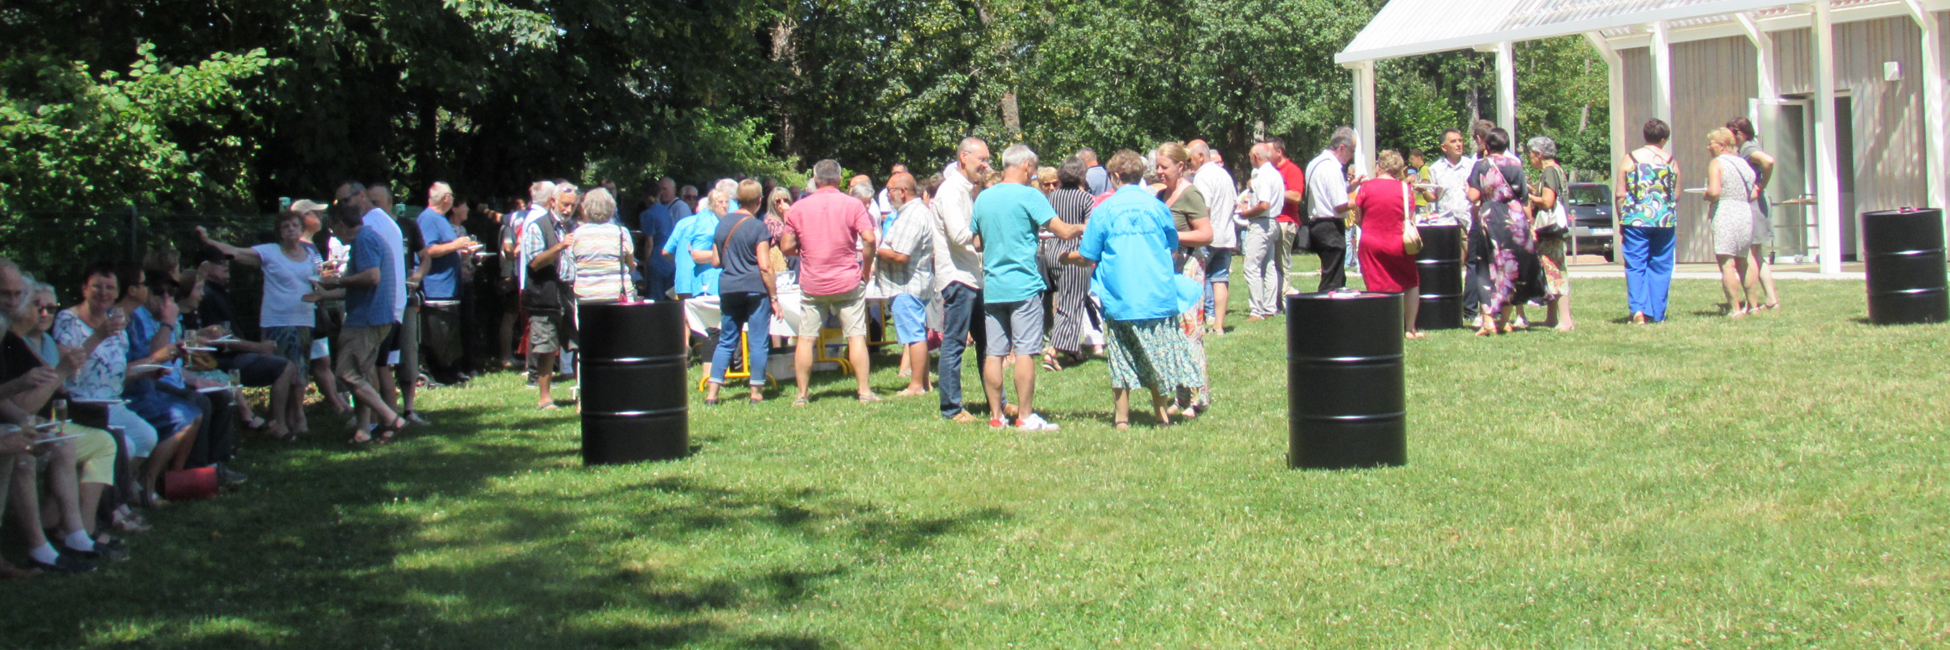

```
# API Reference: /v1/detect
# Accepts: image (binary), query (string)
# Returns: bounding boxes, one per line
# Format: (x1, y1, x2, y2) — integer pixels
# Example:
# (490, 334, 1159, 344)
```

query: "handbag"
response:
(1533, 168, 1569, 238)
(1400, 181, 1424, 255)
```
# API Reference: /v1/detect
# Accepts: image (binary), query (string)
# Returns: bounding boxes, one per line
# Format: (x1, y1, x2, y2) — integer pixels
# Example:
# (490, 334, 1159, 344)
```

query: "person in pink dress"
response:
(1352, 150, 1423, 339)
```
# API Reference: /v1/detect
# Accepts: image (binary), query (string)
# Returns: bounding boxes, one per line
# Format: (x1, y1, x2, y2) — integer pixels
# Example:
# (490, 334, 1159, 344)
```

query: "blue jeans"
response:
(1622, 226, 1676, 321)
(1203, 247, 1233, 316)
(709, 292, 772, 386)
(937, 282, 996, 418)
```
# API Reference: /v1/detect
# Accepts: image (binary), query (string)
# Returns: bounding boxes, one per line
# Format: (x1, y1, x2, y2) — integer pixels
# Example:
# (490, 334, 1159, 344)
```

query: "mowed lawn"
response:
(4, 274, 1947, 649)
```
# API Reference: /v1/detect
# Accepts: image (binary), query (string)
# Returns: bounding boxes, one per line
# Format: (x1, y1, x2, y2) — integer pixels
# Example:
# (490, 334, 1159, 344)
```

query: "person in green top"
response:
(970, 144, 1085, 431)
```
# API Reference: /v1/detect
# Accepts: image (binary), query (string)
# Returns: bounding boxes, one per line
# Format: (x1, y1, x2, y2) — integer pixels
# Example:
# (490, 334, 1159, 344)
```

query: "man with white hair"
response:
(1304, 127, 1363, 292)
(970, 143, 1083, 431)
(1239, 143, 1285, 320)
(417, 181, 477, 385)
(520, 180, 577, 409)
(931, 137, 1002, 423)
(1188, 140, 1237, 334)
(782, 161, 878, 405)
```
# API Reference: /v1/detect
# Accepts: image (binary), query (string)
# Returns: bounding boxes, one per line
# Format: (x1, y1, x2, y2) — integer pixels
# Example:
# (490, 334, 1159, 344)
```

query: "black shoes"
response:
(32, 554, 96, 574)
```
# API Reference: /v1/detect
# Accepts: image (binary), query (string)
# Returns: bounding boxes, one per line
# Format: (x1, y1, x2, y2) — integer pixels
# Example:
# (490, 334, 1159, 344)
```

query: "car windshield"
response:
(1566, 186, 1610, 206)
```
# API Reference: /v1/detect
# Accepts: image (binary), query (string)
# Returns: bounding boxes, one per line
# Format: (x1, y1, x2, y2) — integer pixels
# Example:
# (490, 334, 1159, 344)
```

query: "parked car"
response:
(1563, 182, 1615, 261)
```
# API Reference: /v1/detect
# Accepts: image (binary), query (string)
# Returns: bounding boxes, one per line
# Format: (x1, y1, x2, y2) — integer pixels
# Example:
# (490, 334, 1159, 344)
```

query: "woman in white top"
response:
(197, 211, 322, 433)
(1705, 127, 1761, 317)
(568, 188, 638, 305)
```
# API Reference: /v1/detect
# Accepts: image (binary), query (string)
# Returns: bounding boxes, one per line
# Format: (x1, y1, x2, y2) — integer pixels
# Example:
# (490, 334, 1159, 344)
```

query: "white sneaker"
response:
(1016, 413, 1060, 432)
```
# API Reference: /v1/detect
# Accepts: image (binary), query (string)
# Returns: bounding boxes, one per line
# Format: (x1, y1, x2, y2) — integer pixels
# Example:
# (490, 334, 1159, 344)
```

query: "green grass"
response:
(5, 276, 1948, 648)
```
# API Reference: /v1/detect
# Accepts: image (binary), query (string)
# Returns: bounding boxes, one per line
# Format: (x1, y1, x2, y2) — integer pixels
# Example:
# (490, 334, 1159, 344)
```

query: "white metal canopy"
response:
(1334, 0, 1949, 274)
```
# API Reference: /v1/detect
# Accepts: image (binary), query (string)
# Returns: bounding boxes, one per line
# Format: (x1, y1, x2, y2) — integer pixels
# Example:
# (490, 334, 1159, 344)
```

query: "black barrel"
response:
(1862, 208, 1948, 325)
(1414, 224, 1465, 330)
(579, 301, 690, 464)
(1287, 292, 1405, 469)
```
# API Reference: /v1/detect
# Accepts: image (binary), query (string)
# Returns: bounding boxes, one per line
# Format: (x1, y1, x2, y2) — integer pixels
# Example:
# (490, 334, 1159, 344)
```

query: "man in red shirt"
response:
(782, 159, 880, 405)
(1270, 138, 1306, 303)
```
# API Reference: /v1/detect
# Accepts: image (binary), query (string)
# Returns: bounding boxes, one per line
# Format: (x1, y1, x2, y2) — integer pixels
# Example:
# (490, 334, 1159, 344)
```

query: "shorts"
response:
(529, 313, 567, 355)
(263, 326, 311, 369)
(797, 286, 867, 338)
(70, 426, 117, 485)
(1205, 248, 1233, 283)
(311, 338, 330, 360)
(218, 352, 289, 387)
(982, 299, 1045, 358)
(336, 324, 389, 393)
(891, 293, 929, 345)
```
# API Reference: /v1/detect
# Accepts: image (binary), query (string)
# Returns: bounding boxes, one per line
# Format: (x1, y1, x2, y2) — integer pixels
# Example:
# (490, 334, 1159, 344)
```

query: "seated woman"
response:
(4, 275, 124, 572)
(111, 263, 202, 505)
(52, 262, 185, 509)
(136, 274, 242, 479)
(1062, 149, 1204, 428)
(21, 280, 148, 535)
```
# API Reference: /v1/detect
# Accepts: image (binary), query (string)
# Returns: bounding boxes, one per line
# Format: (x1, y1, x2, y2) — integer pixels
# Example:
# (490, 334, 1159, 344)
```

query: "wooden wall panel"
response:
(1670, 37, 1759, 263)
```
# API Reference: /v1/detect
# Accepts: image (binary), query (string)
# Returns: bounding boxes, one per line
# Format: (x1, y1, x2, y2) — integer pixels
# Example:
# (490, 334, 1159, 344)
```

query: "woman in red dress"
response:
(1352, 150, 1424, 338)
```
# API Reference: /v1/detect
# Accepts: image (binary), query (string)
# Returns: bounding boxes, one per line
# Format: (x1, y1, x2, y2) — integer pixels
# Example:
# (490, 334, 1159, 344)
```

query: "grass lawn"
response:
(3, 273, 1947, 648)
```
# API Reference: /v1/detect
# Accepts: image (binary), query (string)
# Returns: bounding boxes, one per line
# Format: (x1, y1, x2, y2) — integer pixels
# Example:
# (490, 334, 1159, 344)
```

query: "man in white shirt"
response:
(1188, 140, 1237, 333)
(1425, 128, 1475, 226)
(929, 137, 1005, 424)
(1303, 127, 1361, 292)
(1238, 143, 1285, 320)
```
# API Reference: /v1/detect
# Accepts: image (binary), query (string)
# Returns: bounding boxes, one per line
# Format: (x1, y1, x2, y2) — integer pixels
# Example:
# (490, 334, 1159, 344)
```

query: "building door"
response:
(1753, 98, 1811, 258)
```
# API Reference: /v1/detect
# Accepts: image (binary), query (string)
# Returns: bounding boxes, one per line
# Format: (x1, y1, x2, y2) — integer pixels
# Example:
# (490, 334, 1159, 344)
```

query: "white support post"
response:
(1650, 21, 1674, 124)
(1349, 60, 1377, 177)
(1903, 0, 1946, 232)
(1586, 31, 1628, 257)
(1735, 12, 1778, 101)
(1812, 0, 1845, 274)
(1496, 41, 1517, 145)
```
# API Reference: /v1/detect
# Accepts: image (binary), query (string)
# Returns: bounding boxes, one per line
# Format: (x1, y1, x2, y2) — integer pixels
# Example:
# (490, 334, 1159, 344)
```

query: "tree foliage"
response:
(0, 0, 1610, 210)
(0, 43, 272, 211)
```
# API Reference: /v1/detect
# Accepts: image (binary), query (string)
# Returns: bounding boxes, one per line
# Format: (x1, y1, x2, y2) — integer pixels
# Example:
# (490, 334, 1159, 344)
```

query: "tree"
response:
(0, 43, 273, 211)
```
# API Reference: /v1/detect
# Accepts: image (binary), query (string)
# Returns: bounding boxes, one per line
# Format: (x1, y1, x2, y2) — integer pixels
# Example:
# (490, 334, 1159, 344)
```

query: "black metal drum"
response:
(1861, 208, 1948, 325)
(579, 301, 690, 464)
(1286, 292, 1406, 470)
(1414, 224, 1464, 330)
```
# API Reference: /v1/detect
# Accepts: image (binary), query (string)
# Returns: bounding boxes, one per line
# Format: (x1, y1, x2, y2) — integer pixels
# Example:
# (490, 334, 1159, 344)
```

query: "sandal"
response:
(348, 429, 376, 446)
(1041, 355, 1062, 372)
(792, 396, 809, 407)
(374, 416, 407, 443)
(1113, 421, 1131, 430)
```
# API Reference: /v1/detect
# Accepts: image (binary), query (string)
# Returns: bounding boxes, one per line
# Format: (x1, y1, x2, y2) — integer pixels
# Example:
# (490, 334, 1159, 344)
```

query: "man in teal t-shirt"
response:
(969, 143, 1084, 431)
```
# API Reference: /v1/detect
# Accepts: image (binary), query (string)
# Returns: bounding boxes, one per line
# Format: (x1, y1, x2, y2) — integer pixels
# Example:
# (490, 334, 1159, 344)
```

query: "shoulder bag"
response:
(1400, 180, 1424, 255)
(1533, 167, 1569, 238)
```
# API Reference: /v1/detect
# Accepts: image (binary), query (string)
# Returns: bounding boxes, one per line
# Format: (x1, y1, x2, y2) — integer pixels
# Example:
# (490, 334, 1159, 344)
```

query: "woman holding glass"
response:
(53, 262, 193, 507)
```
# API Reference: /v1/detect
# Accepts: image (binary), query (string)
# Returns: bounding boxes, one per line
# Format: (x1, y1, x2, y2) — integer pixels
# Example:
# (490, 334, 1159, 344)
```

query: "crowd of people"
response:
(0, 115, 1789, 577)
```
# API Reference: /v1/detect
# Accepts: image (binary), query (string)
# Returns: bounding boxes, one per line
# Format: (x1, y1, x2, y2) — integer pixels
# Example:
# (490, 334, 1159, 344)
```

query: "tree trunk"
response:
(772, 18, 799, 159)
(1001, 92, 1021, 137)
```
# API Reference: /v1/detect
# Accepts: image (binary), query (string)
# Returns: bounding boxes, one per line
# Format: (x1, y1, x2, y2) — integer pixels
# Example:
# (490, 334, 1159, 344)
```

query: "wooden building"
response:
(1338, 0, 1949, 269)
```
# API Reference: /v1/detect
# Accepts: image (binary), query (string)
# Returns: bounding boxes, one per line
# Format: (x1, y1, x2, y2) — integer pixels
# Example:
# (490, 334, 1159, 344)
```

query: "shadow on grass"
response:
(0, 402, 1006, 649)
